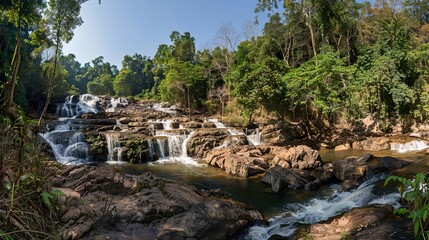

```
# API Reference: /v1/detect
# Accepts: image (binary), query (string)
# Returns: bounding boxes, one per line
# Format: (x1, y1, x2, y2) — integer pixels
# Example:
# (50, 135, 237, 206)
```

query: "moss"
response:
(124, 138, 149, 163)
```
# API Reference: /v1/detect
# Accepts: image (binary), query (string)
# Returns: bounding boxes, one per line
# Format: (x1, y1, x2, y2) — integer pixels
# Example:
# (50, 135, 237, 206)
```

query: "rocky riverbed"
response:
(38, 94, 429, 239)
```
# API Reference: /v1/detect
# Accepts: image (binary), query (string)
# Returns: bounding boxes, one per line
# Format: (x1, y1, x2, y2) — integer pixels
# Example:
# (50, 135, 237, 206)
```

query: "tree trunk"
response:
(1, 0, 23, 123)
(38, 24, 61, 126)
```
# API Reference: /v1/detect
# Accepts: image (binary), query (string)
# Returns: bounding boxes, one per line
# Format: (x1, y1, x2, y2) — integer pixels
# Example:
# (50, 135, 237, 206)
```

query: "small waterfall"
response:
(107, 97, 128, 112)
(150, 130, 201, 166)
(247, 129, 263, 146)
(41, 122, 91, 165)
(390, 140, 429, 153)
(242, 175, 400, 239)
(152, 102, 177, 114)
(105, 132, 125, 164)
(56, 94, 100, 118)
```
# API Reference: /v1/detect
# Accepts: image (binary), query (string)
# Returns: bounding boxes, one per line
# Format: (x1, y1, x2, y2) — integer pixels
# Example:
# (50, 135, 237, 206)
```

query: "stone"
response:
(334, 143, 351, 151)
(206, 145, 322, 178)
(352, 137, 390, 151)
(261, 166, 331, 192)
(157, 199, 263, 240)
(333, 154, 409, 190)
(304, 204, 394, 240)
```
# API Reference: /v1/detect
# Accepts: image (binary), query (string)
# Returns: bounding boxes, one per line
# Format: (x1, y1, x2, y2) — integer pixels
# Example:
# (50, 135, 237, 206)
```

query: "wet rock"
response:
(333, 154, 409, 190)
(352, 217, 413, 240)
(302, 204, 394, 240)
(157, 199, 263, 240)
(261, 165, 333, 192)
(53, 165, 263, 239)
(186, 129, 231, 158)
(352, 137, 390, 151)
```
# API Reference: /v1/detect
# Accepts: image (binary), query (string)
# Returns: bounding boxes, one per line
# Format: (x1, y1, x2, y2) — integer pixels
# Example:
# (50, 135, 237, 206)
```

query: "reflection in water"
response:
(120, 148, 429, 239)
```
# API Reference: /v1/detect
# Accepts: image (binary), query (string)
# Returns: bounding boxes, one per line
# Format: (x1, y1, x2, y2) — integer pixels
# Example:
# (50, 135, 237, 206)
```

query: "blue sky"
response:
(63, 0, 270, 67)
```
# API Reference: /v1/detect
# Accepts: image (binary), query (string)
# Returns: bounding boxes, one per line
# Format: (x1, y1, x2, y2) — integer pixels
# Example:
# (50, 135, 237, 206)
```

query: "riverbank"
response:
(35, 94, 429, 239)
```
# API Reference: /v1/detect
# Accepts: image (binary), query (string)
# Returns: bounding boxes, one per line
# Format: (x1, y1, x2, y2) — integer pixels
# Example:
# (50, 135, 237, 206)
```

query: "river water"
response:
(42, 95, 429, 239)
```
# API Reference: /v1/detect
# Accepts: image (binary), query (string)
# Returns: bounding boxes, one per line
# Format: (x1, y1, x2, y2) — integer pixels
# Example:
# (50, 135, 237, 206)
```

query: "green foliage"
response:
(0, 124, 60, 239)
(40, 189, 65, 207)
(385, 173, 429, 240)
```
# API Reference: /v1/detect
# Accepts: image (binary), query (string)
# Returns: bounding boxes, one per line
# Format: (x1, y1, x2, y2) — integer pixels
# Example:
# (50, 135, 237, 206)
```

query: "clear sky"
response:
(63, 0, 270, 67)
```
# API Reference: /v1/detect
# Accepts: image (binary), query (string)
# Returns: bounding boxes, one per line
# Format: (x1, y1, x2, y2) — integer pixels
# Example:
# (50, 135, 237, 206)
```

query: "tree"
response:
(38, 0, 83, 126)
(0, 0, 45, 122)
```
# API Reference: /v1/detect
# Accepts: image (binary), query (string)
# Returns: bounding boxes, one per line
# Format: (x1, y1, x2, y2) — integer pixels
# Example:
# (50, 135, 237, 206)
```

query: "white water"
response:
(150, 130, 202, 166)
(56, 94, 100, 118)
(107, 97, 128, 112)
(247, 129, 263, 146)
(243, 175, 400, 239)
(390, 140, 429, 153)
(105, 132, 125, 164)
(152, 102, 177, 114)
(41, 122, 91, 165)
(148, 119, 174, 130)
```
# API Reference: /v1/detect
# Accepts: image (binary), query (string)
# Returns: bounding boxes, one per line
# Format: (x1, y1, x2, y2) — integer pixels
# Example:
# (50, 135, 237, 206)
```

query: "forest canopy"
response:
(1, 0, 429, 129)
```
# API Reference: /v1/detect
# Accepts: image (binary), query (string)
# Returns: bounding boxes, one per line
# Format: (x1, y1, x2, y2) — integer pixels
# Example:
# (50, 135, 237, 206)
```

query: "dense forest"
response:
(1, 0, 429, 129)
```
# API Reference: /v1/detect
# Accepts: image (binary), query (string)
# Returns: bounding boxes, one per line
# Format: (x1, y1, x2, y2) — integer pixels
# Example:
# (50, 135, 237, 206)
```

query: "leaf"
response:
(394, 207, 408, 215)
(40, 191, 53, 207)
(50, 189, 65, 197)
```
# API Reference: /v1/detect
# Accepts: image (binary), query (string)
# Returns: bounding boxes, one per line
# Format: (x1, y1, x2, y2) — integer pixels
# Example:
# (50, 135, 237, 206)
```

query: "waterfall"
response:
(242, 175, 400, 239)
(107, 97, 128, 112)
(247, 129, 263, 146)
(390, 140, 429, 153)
(105, 132, 125, 164)
(56, 94, 100, 118)
(41, 122, 91, 165)
(150, 130, 201, 166)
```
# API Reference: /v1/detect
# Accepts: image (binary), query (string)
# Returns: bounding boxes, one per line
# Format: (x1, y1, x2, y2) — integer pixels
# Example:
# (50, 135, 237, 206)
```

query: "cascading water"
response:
(56, 94, 100, 118)
(107, 97, 128, 112)
(390, 140, 429, 153)
(105, 132, 125, 164)
(242, 175, 400, 239)
(149, 130, 202, 166)
(246, 129, 263, 146)
(41, 122, 91, 165)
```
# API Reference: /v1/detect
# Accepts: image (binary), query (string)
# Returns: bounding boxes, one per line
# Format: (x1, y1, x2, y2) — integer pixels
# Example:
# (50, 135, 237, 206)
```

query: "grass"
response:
(0, 123, 61, 239)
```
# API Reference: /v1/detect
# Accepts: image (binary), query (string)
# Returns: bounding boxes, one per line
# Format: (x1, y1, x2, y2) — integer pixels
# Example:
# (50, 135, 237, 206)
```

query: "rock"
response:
(261, 122, 305, 145)
(352, 217, 413, 240)
(157, 199, 263, 240)
(261, 165, 333, 192)
(333, 154, 409, 190)
(303, 204, 394, 240)
(352, 137, 390, 151)
(118, 117, 132, 124)
(334, 143, 351, 151)
(206, 145, 322, 178)
(53, 165, 263, 239)
(187, 129, 228, 157)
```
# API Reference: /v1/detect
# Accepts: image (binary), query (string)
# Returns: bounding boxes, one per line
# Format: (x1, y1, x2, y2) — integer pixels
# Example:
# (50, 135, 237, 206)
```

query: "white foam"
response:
(390, 140, 429, 153)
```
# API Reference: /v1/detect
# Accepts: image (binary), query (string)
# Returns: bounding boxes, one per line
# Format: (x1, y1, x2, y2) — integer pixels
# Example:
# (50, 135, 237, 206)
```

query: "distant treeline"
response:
(1, 0, 429, 129)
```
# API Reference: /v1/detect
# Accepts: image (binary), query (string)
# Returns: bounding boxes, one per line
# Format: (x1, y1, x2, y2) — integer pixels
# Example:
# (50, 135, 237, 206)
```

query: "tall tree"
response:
(38, 0, 83, 125)
(0, 0, 45, 122)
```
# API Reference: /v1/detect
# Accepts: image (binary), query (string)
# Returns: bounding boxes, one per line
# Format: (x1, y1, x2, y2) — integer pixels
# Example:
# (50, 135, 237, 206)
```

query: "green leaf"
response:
(50, 189, 65, 197)
(40, 191, 53, 207)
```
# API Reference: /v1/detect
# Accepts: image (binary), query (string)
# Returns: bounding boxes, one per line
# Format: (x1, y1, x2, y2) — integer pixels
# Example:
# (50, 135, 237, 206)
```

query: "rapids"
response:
(41, 94, 429, 238)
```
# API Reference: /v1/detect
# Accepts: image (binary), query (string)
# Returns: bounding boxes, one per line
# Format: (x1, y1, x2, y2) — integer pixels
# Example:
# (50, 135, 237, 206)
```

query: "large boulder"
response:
(157, 199, 263, 240)
(333, 154, 409, 190)
(352, 137, 390, 151)
(186, 129, 246, 158)
(205, 145, 322, 178)
(260, 122, 306, 145)
(52, 164, 263, 239)
(301, 204, 396, 240)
